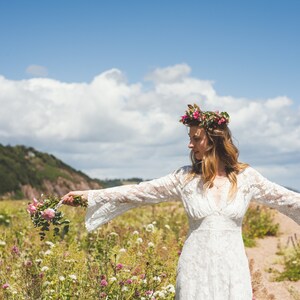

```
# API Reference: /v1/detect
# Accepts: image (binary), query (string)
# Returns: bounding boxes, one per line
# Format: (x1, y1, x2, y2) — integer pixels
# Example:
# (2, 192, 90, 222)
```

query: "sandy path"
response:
(245, 207, 300, 300)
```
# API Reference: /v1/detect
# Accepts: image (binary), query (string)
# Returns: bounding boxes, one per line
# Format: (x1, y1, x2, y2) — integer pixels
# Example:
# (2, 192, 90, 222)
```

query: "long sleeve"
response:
(85, 167, 185, 232)
(248, 166, 300, 225)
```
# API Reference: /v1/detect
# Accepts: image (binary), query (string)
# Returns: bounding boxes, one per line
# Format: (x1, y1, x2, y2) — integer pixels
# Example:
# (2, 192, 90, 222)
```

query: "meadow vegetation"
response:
(0, 199, 294, 300)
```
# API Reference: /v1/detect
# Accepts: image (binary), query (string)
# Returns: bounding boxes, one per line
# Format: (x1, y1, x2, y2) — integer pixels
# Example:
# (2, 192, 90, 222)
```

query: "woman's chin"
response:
(195, 155, 202, 160)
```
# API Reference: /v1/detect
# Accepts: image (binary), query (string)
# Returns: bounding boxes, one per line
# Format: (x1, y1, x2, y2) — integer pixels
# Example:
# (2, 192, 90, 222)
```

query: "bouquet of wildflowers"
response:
(27, 194, 87, 240)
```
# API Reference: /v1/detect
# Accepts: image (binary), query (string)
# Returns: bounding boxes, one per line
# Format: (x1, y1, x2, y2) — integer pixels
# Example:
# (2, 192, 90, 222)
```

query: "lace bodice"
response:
(85, 165, 300, 300)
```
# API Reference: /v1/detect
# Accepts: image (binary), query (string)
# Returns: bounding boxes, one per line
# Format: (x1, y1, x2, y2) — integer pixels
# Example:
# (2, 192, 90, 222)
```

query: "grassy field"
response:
(0, 199, 286, 299)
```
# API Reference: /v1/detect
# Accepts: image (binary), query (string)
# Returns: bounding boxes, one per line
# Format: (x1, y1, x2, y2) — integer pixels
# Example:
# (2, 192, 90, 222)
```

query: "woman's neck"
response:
(216, 160, 226, 176)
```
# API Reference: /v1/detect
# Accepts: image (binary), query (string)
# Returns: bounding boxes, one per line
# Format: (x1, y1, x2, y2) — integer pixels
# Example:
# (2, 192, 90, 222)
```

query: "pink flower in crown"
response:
(116, 263, 123, 270)
(126, 279, 133, 284)
(193, 111, 200, 119)
(181, 115, 188, 122)
(218, 117, 226, 125)
(41, 208, 56, 221)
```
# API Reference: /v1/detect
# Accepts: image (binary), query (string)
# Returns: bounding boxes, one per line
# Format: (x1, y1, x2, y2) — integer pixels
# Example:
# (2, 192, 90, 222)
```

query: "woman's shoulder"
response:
(237, 164, 264, 181)
(172, 165, 193, 176)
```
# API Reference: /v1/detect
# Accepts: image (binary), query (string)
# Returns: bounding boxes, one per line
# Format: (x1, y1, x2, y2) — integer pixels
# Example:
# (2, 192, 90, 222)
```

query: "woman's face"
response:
(188, 126, 208, 160)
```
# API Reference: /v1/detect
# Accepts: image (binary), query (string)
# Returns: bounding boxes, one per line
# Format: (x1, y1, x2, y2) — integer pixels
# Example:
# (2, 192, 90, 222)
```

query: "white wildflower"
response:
(146, 224, 155, 232)
(124, 269, 131, 273)
(137, 251, 143, 256)
(35, 258, 43, 263)
(43, 281, 51, 287)
(131, 275, 138, 280)
(148, 242, 155, 248)
(109, 232, 119, 236)
(165, 284, 175, 293)
(153, 276, 161, 283)
(0, 240, 6, 246)
(41, 266, 49, 272)
(109, 276, 117, 282)
(59, 276, 65, 281)
(154, 290, 166, 298)
(45, 241, 55, 248)
(132, 230, 139, 235)
(69, 274, 77, 281)
(136, 238, 143, 244)
(162, 246, 168, 251)
(152, 221, 157, 225)
(142, 279, 147, 284)
(164, 224, 170, 230)
(121, 286, 128, 291)
(119, 248, 126, 253)
(44, 250, 52, 256)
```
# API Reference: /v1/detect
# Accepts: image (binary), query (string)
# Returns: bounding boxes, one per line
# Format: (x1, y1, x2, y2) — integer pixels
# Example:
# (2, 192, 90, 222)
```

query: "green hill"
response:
(0, 144, 102, 200)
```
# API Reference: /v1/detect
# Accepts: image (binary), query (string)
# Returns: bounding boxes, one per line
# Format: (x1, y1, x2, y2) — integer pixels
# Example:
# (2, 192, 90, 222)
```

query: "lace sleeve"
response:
(85, 167, 185, 232)
(249, 167, 300, 225)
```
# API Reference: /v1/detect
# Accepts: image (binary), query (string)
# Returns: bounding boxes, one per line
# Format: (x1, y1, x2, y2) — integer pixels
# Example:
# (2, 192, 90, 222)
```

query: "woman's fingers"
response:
(61, 191, 86, 206)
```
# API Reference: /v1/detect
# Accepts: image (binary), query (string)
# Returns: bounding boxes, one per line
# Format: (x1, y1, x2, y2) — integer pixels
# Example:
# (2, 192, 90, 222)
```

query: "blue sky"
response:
(0, 0, 300, 189)
(1, 0, 299, 103)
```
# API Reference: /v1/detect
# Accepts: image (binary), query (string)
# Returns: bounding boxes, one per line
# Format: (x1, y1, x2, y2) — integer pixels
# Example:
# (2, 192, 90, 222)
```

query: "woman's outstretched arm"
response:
(61, 166, 189, 232)
(248, 167, 300, 225)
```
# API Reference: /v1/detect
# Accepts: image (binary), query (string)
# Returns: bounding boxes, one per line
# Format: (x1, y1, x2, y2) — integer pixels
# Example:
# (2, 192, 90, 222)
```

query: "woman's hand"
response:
(61, 191, 88, 207)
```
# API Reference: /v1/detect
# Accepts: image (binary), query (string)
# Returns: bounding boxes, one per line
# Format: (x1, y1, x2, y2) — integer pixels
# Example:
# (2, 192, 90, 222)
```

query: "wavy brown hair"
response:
(187, 125, 249, 201)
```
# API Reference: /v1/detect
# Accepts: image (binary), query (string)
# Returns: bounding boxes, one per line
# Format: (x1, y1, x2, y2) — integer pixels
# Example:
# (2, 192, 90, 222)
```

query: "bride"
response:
(62, 103, 300, 300)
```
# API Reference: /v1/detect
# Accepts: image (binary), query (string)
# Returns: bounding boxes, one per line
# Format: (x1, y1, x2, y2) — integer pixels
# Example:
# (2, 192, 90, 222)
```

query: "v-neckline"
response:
(207, 179, 230, 211)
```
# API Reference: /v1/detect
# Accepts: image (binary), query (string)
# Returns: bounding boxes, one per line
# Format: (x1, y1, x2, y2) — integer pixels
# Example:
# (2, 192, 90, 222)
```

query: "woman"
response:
(62, 103, 300, 300)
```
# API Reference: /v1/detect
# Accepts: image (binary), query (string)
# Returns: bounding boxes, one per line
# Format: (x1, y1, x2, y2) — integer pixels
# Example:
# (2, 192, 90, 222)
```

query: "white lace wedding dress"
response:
(85, 166, 300, 300)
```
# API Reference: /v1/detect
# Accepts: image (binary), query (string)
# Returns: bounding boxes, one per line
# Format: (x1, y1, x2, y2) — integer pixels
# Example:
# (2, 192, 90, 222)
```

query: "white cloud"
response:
(26, 65, 48, 77)
(145, 63, 191, 83)
(0, 64, 299, 189)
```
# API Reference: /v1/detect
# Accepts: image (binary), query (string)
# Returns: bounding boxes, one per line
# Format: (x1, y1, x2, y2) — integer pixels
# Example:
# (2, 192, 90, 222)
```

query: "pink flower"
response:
(27, 198, 43, 215)
(193, 111, 200, 119)
(218, 117, 226, 125)
(11, 245, 20, 255)
(126, 279, 133, 284)
(145, 290, 153, 296)
(100, 292, 107, 298)
(2, 283, 9, 289)
(41, 208, 56, 221)
(116, 263, 123, 270)
(100, 279, 108, 286)
(181, 115, 188, 122)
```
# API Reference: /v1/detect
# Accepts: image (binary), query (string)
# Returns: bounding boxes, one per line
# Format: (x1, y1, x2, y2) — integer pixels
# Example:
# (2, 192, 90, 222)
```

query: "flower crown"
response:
(179, 103, 230, 130)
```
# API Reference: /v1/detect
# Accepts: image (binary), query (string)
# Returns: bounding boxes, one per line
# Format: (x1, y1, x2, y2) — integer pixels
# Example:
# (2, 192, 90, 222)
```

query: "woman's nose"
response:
(188, 141, 194, 149)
